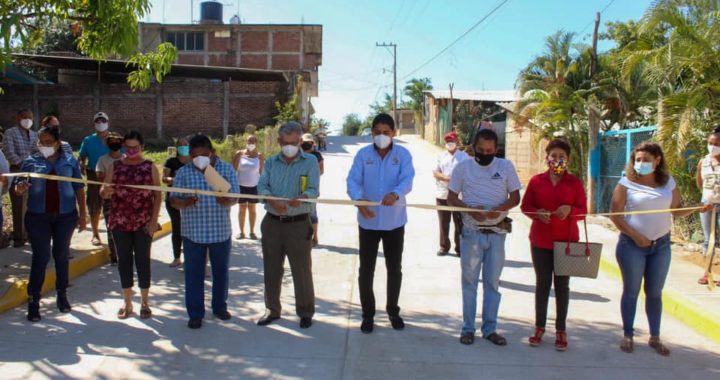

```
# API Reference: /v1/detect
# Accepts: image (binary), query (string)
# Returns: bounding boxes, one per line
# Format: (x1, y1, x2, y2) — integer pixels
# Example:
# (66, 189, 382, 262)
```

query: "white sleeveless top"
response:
(620, 176, 675, 241)
(700, 155, 720, 203)
(236, 154, 260, 187)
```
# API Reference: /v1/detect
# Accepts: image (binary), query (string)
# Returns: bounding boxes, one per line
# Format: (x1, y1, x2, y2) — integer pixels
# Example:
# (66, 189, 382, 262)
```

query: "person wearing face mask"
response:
(301, 133, 324, 246)
(40, 116, 74, 156)
(3, 108, 39, 247)
(520, 139, 586, 351)
(347, 113, 415, 334)
(13, 127, 87, 322)
(100, 131, 162, 320)
(95, 132, 125, 265)
(433, 131, 469, 256)
(169, 134, 239, 329)
(231, 135, 264, 240)
(695, 125, 720, 286)
(79, 112, 111, 247)
(609, 142, 701, 356)
(163, 137, 192, 267)
(447, 128, 521, 347)
(256, 121, 320, 329)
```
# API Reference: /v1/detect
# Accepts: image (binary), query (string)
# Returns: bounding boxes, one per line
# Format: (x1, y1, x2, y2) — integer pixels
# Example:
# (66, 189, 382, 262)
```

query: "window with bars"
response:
(165, 31, 205, 51)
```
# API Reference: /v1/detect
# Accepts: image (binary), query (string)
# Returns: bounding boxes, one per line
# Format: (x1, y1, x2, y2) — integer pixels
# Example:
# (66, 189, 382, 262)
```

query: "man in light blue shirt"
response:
(256, 121, 320, 329)
(78, 111, 110, 246)
(346, 113, 414, 334)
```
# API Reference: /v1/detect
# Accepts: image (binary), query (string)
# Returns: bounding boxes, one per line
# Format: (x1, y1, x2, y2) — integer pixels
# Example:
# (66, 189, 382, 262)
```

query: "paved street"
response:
(1, 135, 719, 380)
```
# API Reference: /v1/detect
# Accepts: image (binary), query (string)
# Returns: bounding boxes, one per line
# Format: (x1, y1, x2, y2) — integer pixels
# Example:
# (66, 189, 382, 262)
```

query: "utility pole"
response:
(376, 42, 398, 126)
(587, 12, 601, 213)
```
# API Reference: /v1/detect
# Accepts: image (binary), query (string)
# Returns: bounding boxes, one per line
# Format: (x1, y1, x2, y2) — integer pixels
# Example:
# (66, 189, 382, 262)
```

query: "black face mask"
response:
(301, 142, 313, 151)
(108, 142, 122, 152)
(474, 152, 494, 166)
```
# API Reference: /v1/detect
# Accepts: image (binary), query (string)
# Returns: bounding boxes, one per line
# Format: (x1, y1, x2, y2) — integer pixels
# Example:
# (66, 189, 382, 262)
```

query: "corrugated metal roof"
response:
(424, 90, 517, 102)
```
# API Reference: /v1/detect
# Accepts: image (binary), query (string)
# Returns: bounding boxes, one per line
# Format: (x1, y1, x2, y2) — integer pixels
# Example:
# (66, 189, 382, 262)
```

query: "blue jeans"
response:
(26, 211, 78, 298)
(700, 206, 720, 253)
(616, 233, 671, 337)
(460, 227, 506, 336)
(183, 237, 231, 319)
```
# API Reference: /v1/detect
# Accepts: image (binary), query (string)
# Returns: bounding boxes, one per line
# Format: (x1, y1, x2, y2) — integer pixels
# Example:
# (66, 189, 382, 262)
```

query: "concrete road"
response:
(1, 135, 719, 380)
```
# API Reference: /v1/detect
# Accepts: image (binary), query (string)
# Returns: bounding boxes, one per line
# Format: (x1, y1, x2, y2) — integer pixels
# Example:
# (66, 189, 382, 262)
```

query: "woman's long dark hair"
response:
(625, 141, 669, 186)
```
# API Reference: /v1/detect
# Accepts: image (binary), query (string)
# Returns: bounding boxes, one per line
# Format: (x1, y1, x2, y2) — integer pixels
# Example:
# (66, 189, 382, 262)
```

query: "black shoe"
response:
(484, 332, 508, 346)
(57, 294, 71, 313)
(27, 301, 41, 322)
(299, 317, 312, 329)
(436, 250, 448, 256)
(14, 240, 26, 248)
(257, 313, 280, 326)
(389, 315, 405, 330)
(188, 318, 202, 329)
(360, 318, 374, 334)
(110, 256, 118, 266)
(214, 310, 231, 321)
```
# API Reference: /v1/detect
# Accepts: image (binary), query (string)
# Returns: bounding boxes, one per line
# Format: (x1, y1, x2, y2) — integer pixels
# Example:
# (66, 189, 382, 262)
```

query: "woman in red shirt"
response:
(520, 139, 587, 351)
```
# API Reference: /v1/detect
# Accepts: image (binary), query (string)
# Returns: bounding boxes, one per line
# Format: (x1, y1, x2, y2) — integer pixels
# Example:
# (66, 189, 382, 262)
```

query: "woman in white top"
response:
(610, 142, 701, 356)
(695, 125, 720, 285)
(232, 135, 263, 240)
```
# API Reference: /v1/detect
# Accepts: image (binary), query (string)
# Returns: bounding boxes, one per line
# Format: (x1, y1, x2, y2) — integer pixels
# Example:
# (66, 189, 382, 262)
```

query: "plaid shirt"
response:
(3, 126, 38, 166)
(171, 158, 239, 244)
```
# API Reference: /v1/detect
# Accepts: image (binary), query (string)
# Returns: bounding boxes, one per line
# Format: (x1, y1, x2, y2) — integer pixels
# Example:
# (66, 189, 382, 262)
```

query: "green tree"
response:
(403, 77, 433, 135)
(273, 94, 301, 125)
(2, 1, 176, 91)
(342, 113, 364, 136)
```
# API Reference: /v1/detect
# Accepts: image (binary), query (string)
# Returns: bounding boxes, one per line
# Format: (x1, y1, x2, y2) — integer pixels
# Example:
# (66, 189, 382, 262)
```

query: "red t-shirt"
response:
(45, 170, 60, 214)
(520, 171, 587, 249)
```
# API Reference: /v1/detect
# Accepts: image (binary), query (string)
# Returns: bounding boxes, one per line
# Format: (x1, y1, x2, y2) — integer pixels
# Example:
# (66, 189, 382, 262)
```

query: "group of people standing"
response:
(432, 127, 710, 355)
(2, 107, 714, 356)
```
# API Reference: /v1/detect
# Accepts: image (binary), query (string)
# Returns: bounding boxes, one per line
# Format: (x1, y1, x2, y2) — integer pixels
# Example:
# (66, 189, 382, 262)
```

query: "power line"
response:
(399, 0, 511, 80)
(580, 0, 617, 35)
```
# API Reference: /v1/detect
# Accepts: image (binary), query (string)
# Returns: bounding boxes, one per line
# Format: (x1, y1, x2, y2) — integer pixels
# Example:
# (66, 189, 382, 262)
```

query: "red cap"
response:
(444, 131, 458, 142)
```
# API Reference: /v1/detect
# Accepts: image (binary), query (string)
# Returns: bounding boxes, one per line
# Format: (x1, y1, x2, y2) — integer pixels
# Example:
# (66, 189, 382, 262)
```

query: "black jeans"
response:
(102, 199, 117, 261)
(26, 211, 78, 299)
(112, 229, 153, 289)
(358, 226, 404, 319)
(166, 200, 183, 259)
(436, 198, 462, 254)
(531, 246, 570, 331)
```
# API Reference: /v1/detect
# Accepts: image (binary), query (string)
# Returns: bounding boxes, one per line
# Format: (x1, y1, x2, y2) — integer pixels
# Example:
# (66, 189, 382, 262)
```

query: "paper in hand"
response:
(204, 165, 231, 193)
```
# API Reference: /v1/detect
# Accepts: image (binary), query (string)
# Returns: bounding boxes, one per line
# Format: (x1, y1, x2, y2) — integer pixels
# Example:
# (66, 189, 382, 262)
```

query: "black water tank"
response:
(200, 1, 223, 24)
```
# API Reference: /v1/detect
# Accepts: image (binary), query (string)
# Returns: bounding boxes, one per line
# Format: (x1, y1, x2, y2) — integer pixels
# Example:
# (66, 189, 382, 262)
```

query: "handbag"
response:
(553, 218, 603, 278)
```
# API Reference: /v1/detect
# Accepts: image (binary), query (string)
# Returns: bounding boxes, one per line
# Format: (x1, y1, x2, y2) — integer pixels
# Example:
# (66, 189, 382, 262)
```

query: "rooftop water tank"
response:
(200, 1, 223, 24)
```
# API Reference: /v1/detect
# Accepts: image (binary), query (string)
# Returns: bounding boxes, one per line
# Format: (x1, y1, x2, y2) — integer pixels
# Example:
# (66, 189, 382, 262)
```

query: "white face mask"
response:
(281, 144, 300, 158)
(446, 142, 457, 151)
(708, 144, 720, 156)
(247, 144, 256, 151)
(39, 145, 57, 158)
(193, 155, 211, 170)
(95, 122, 109, 132)
(20, 119, 33, 129)
(373, 134, 392, 149)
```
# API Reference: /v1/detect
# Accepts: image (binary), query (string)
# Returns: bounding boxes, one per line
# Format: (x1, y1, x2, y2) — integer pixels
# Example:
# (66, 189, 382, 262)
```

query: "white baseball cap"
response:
(93, 111, 109, 121)
(301, 133, 314, 142)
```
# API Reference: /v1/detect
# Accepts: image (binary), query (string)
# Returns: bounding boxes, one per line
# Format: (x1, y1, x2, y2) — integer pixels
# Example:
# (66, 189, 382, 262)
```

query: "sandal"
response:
(91, 236, 102, 246)
(250, 233, 258, 240)
(649, 337, 671, 356)
(459, 332, 474, 345)
(117, 306, 133, 320)
(484, 332, 507, 346)
(140, 304, 152, 319)
(698, 274, 709, 285)
(528, 327, 545, 347)
(620, 336, 634, 353)
(169, 259, 182, 268)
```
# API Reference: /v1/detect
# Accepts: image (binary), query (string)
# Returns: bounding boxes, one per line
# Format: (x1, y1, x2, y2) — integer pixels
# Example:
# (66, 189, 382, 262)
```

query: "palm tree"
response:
(403, 78, 433, 135)
(621, 0, 720, 166)
(514, 31, 594, 181)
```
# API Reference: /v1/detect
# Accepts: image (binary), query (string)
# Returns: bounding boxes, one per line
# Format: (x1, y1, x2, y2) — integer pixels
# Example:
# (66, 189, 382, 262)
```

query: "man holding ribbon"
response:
(346, 113, 415, 334)
(170, 134, 238, 329)
(256, 121, 319, 329)
(448, 128, 521, 346)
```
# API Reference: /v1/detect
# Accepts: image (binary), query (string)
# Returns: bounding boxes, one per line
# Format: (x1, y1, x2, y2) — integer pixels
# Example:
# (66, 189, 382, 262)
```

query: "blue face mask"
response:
(177, 146, 190, 157)
(634, 161, 655, 176)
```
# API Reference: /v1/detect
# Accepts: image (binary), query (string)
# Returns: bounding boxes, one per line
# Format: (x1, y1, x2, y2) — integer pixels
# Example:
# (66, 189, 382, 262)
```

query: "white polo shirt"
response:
(435, 149, 469, 199)
(448, 157, 522, 227)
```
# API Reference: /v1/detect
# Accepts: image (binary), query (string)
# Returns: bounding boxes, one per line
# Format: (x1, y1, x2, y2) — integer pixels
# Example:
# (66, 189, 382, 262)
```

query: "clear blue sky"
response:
(147, 0, 653, 130)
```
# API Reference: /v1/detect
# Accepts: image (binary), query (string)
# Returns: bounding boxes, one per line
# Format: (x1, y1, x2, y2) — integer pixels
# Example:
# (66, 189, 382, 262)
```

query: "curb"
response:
(0, 222, 173, 314)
